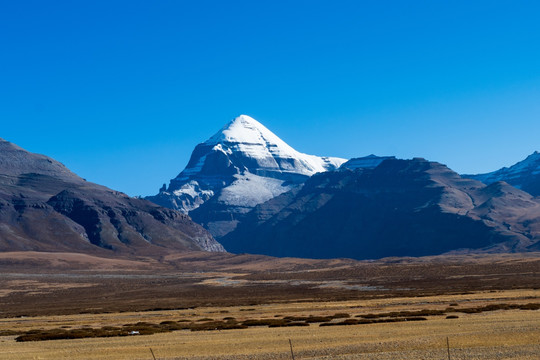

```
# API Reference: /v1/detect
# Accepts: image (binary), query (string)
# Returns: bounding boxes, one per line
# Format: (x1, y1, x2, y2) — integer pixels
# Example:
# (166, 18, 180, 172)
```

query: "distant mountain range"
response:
(465, 151, 540, 196)
(0, 138, 224, 257)
(221, 157, 540, 258)
(3, 115, 540, 261)
(147, 115, 540, 259)
(147, 115, 345, 238)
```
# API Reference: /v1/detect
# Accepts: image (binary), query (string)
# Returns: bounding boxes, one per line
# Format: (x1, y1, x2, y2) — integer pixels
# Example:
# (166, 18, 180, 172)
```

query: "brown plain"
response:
(0, 251, 539, 359)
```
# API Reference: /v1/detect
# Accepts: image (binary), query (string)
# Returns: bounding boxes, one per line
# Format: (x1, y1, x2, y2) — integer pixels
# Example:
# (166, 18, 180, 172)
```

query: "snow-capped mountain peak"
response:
(203, 114, 344, 175)
(206, 115, 292, 149)
(146, 115, 346, 238)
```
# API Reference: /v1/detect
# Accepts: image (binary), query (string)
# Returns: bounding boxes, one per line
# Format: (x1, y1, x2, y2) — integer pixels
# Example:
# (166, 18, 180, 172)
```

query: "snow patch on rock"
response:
(218, 173, 294, 208)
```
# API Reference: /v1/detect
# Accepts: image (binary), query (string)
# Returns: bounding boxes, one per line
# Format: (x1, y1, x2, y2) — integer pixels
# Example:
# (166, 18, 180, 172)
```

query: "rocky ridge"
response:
(221, 157, 540, 259)
(0, 138, 224, 256)
(465, 151, 540, 196)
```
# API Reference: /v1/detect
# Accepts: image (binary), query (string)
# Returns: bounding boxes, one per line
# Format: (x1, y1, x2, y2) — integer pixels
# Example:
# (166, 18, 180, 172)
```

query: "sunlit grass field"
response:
(1, 289, 538, 359)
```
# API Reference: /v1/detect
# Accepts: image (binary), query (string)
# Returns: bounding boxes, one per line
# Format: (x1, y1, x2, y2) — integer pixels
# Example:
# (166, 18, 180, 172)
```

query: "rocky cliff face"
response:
(147, 115, 346, 237)
(465, 151, 540, 196)
(221, 158, 540, 259)
(0, 138, 224, 256)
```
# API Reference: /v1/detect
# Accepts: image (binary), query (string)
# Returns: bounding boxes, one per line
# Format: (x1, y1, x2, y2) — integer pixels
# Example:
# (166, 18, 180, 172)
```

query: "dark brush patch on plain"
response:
(11, 302, 540, 342)
(354, 303, 540, 320)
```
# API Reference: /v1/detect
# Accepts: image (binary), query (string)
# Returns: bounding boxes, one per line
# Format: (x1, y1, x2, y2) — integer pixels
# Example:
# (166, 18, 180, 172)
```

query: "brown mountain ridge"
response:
(0, 138, 224, 257)
(221, 158, 540, 259)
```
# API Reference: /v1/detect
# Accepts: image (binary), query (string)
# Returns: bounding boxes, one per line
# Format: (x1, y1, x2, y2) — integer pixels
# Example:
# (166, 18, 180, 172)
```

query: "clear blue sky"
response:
(1, 1, 540, 196)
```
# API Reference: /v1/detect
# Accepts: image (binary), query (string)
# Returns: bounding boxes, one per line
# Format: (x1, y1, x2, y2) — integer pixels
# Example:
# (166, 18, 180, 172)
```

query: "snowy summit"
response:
(202, 115, 344, 177)
(147, 115, 346, 237)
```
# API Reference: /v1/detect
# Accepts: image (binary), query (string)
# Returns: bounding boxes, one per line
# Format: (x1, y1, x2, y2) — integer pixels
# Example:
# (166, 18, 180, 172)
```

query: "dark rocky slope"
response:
(0, 138, 224, 257)
(221, 158, 540, 259)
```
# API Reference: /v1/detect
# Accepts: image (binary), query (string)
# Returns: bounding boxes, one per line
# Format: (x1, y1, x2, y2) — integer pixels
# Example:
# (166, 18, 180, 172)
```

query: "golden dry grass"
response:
(1, 289, 538, 359)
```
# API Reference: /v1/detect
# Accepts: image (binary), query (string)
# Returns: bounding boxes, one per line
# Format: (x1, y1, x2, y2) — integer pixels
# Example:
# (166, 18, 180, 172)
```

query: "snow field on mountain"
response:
(217, 173, 293, 208)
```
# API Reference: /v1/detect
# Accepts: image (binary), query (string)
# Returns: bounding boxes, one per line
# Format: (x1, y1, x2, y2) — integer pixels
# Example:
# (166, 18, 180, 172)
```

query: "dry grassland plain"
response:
(0, 252, 539, 359)
(1, 290, 539, 359)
